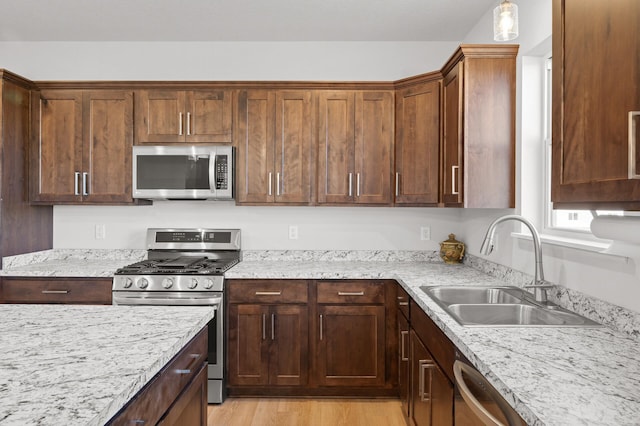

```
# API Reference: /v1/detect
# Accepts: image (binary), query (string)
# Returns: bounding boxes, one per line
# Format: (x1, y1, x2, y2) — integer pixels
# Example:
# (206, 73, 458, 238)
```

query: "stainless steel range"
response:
(112, 228, 241, 404)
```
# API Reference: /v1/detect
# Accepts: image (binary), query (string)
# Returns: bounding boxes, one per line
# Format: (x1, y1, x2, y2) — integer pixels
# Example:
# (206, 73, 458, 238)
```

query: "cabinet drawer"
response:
(317, 281, 385, 304)
(1, 278, 112, 304)
(410, 299, 456, 382)
(227, 280, 308, 303)
(396, 284, 410, 319)
(107, 327, 208, 425)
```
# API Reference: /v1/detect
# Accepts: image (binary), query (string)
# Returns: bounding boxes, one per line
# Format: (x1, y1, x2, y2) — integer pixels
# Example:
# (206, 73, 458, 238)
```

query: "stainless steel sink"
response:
(421, 285, 602, 327)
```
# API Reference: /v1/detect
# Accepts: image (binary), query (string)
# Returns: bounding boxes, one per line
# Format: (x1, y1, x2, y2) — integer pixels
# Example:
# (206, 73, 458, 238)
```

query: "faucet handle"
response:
(523, 283, 554, 303)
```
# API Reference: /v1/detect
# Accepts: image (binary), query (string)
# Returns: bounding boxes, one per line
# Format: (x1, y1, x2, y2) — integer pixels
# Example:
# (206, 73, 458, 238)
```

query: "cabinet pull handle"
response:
(451, 165, 460, 195)
(356, 173, 361, 197)
(74, 172, 81, 196)
(276, 172, 281, 196)
(629, 111, 640, 179)
(179, 112, 183, 135)
(271, 313, 275, 340)
(268, 172, 273, 196)
(319, 314, 323, 341)
(262, 313, 266, 340)
(337, 291, 364, 296)
(418, 360, 435, 402)
(41, 290, 69, 294)
(255, 291, 282, 296)
(82, 172, 89, 196)
(186, 112, 191, 136)
(174, 369, 192, 374)
(131, 421, 145, 425)
(395, 173, 400, 197)
(348, 173, 353, 197)
(400, 330, 409, 361)
(399, 301, 409, 306)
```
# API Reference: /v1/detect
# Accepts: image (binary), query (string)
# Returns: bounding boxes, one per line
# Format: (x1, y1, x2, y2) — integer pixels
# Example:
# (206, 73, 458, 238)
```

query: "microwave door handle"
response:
(209, 152, 217, 193)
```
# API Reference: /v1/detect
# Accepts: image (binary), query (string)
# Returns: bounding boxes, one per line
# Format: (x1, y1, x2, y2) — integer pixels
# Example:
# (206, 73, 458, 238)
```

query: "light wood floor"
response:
(207, 398, 406, 426)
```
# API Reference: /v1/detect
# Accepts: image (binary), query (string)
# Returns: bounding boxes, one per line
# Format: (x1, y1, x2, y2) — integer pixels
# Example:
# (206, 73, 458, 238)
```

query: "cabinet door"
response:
(274, 91, 313, 204)
(410, 330, 453, 426)
(442, 62, 463, 207)
(317, 91, 356, 204)
(157, 363, 207, 426)
(83, 91, 134, 203)
(235, 90, 276, 203)
(186, 90, 232, 143)
(395, 81, 441, 205)
(136, 90, 186, 144)
(227, 304, 269, 386)
(269, 304, 309, 386)
(316, 304, 385, 387)
(32, 90, 83, 203)
(354, 91, 394, 204)
(398, 311, 410, 419)
(552, 0, 640, 208)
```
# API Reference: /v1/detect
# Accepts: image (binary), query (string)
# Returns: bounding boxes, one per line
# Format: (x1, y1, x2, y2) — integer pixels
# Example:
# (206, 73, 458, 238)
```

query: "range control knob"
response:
(187, 278, 198, 289)
(122, 277, 133, 289)
(137, 277, 149, 289)
(203, 278, 214, 289)
(162, 278, 174, 289)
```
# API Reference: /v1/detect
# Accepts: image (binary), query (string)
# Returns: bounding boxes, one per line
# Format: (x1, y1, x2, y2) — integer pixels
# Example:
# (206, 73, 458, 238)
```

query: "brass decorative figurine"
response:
(440, 233, 465, 264)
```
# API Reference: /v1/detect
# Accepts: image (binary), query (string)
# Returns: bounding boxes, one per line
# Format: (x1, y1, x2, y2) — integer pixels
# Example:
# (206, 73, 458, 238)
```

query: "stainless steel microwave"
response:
(132, 145, 234, 200)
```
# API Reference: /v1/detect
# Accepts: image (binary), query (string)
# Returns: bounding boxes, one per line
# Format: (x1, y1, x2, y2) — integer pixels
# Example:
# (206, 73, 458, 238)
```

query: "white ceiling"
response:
(0, 0, 497, 42)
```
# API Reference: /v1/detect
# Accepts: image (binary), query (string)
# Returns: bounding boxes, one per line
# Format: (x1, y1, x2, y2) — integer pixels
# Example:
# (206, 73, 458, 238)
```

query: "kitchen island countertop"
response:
(0, 304, 215, 426)
(226, 259, 640, 426)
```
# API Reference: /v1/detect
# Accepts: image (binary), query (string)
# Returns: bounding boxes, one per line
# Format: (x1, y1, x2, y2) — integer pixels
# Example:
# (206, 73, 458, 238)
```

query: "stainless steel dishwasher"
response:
(453, 360, 525, 426)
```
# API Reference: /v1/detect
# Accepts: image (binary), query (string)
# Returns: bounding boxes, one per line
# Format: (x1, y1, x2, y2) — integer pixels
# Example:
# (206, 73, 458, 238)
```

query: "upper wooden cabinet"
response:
(552, 0, 640, 209)
(31, 90, 134, 204)
(317, 90, 394, 205)
(235, 90, 313, 204)
(135, 90, 232, 144)
(394, 77, 441, 206)
(441, 45, 518, 208)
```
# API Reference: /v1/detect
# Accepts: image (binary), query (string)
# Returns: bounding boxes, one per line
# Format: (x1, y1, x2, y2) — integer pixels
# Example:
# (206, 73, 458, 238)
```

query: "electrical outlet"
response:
(420, 226, 431, 241)
(288, 225, 299, 240)
(95, 224, 106, 240)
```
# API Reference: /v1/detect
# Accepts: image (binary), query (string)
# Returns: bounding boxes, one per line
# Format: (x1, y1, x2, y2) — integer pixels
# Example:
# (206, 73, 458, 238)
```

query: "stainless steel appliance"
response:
(112, 228, 241, 404)
(453, 360, 524, 425)
(132, 145, 234, 200)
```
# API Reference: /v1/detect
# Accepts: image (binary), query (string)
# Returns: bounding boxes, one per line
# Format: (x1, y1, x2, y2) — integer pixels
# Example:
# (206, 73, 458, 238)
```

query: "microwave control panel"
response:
(215, 155, 228, 190)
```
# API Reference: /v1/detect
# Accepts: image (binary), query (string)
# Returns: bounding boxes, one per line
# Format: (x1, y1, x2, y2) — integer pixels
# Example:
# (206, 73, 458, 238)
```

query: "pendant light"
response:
(493, 0, 519, 41)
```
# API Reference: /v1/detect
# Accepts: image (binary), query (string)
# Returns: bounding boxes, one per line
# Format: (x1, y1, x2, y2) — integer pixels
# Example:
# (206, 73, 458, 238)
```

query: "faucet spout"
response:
(480, 215, 548, 302)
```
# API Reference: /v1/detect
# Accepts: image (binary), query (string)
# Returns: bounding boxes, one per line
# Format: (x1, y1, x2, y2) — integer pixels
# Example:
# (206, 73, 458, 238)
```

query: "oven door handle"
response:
(112, 293, 222, 307)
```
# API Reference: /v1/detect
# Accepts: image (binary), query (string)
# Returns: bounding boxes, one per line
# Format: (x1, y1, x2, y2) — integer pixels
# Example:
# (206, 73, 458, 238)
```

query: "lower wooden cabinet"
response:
(226, 279, 398, 396)
(0, 277, 112, 304)
(107, 327, 208, 426)
(397, 296, 411, 418)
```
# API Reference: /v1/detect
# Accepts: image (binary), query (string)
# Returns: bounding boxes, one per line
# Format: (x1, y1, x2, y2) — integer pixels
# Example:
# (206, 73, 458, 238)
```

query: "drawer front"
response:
(227, 280, 308, 303)
(396, 284, 410, 319)
(317, 281, 385, 304)
(108, 327, 208, 425)
(1, 278, 112, 304)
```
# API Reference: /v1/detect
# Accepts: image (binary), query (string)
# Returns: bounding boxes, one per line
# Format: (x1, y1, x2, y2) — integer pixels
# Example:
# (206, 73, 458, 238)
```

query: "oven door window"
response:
(136, 155, 210, 190)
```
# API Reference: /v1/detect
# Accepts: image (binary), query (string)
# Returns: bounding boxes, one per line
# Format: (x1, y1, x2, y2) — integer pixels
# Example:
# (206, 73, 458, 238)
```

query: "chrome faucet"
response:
(480, 214, 552, 303)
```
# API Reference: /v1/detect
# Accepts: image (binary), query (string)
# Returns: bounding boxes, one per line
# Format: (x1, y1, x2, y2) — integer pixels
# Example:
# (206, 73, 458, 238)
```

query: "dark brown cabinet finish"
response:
(0, 70, 52, 268)
(317, 91, 394, 205)
(227, 280, 309, 388)
(107, 327, 208, 426)
(441, 45, 518, 208)
(1, 277, 112, 304)
(552, 0, 640, 209)
(397, 285, 411, 418)
(31, 90, 134, 204)
(135, 90, 232, 144)
(395, 77, 441, 205)
(235, 90, 313, 204)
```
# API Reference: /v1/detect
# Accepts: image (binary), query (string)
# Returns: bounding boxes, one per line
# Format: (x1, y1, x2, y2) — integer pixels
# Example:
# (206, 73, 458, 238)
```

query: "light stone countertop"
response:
(226, 259, 640, 426)
(0, 304, 215, 426)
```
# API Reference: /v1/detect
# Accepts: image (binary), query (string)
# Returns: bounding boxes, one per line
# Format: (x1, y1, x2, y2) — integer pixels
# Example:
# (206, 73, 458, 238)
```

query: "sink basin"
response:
(423, 286, 524, 305)
(421, 285, 602, 327)
(447, 304, 601, 327)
